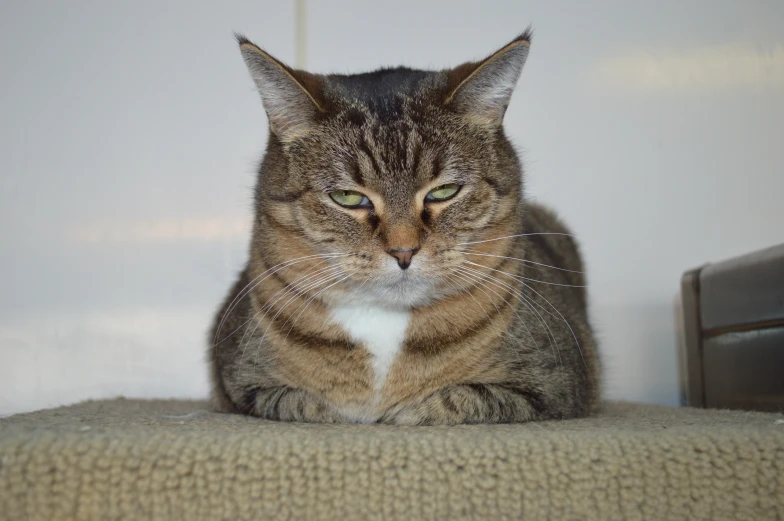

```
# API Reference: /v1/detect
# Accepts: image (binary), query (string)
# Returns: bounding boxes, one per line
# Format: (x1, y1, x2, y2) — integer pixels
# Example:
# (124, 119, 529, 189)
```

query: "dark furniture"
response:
(679, 243, 784, 411)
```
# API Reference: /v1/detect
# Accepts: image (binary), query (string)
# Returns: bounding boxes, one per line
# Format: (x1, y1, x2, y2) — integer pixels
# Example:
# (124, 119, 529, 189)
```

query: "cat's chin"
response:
(332, 272, 451, 310)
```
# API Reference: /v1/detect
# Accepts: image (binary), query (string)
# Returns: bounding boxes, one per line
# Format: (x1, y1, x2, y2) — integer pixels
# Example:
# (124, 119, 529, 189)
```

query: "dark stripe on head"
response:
(409, 140, 422, 176)
(368, 95, 404, 122)
(349, 161, 364, 186)
(359, 140, 383, 176)
(430, 155, 442, 180)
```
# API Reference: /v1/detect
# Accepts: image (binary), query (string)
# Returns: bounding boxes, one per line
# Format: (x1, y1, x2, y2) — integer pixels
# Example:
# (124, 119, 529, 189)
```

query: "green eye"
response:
(425, 183, 461, 202)
(329, 190, 371, 208)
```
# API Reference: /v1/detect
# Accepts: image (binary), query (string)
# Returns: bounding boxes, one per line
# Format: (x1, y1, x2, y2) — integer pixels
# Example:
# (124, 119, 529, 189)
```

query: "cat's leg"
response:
(380, 384, 545, 426)
(238, 386, 343, 423)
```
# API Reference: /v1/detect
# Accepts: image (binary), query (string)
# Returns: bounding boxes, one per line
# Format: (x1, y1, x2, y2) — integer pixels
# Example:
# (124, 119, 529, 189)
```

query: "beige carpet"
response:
(0, 399, 782, 521)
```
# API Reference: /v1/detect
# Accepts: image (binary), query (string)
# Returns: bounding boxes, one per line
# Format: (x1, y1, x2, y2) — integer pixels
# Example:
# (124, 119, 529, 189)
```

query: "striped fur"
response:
(209, 31, 601, 425)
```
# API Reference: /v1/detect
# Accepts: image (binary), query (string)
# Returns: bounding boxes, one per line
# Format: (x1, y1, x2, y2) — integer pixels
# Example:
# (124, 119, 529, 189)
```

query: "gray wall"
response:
(1, 0, 782, 414)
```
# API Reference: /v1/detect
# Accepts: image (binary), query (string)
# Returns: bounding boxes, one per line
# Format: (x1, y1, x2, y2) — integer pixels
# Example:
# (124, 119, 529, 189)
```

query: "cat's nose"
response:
(387, 248, 419, 270)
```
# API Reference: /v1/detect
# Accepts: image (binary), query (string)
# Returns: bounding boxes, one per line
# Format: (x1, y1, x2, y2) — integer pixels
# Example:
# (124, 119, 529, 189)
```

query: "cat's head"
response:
(239, 31, 531, 309)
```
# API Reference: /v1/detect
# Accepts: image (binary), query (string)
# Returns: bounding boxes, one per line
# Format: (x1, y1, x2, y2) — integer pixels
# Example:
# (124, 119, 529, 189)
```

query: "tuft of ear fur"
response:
(236, 34, 325, 142)
(444, 29, 532, 127)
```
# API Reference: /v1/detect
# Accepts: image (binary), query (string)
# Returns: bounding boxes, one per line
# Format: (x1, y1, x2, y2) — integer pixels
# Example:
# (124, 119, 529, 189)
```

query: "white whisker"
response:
(281, 271, 357, 340)
(244, 269, 350, 376)
(464, 260, 585, 287)
(212, 252, 351, 347)
(238, 267, 347, 369)
(250, 269, 350, 359)
(441, 269, 521, 359)
(227, 263, 343, 352)
(457, 232, 575, 247)
(450, 269, 505, 323)
(463, 251, 582, 274)
(458, 265, 562, 365)
(519, 281, 588, 368)
(453, 267, 535, 352)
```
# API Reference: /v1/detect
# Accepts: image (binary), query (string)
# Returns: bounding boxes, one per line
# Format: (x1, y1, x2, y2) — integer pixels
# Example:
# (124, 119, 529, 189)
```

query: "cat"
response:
(209, 29, 601, 425)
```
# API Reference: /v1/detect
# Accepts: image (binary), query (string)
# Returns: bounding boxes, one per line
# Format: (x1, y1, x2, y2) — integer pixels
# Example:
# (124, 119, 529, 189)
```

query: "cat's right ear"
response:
(237, 34, 325, 143)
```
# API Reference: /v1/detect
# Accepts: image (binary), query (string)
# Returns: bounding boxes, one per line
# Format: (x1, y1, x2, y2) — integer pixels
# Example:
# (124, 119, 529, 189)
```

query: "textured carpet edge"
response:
(0, 399, 782, 521)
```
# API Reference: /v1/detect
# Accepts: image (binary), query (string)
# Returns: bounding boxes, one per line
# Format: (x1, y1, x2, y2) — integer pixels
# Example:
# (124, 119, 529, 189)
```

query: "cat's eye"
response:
(425, 183, 461, 202)
(329, 190, 371, 209)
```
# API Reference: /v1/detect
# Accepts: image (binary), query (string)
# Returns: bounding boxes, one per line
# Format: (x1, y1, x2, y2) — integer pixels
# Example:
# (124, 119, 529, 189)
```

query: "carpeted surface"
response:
(0, 399, 782, 521)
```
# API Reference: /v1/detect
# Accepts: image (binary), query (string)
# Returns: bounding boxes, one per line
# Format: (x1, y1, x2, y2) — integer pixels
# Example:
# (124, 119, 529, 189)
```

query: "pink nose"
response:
(388, 248, 419, 270)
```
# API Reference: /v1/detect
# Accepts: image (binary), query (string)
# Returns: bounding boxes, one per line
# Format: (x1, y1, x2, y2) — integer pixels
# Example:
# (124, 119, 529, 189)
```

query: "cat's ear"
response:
(237, 34, 325, 142)
(444, 29, 531, 127)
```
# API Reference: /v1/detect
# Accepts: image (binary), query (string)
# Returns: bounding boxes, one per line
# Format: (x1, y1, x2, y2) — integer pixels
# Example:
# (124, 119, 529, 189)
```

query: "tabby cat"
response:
(209, 30, 600, 425)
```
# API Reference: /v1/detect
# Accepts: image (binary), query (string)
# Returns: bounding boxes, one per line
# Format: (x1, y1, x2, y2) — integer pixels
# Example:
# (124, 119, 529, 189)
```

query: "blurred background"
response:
(1, 1, 782, 415)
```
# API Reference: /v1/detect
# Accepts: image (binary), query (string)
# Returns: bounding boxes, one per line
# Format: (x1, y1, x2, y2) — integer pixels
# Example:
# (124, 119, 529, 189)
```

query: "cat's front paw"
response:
(379, 398, 459, 426)
(381, 405, 425, 426)
(379, 383, 543, 425)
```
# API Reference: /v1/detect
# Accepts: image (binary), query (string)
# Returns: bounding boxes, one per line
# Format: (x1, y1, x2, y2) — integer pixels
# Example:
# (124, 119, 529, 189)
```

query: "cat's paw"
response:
(383, 406, 423, 426)
(380, 401, 458, 426)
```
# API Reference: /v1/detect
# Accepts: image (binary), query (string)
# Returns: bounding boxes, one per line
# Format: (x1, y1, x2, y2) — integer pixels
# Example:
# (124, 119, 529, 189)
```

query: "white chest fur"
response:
(329, 304, 411, 391)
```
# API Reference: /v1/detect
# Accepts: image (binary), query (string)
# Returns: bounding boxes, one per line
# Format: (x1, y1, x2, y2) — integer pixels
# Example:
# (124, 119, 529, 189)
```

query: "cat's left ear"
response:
(237, 35, 325, 143)
(444, 29, 531, 127)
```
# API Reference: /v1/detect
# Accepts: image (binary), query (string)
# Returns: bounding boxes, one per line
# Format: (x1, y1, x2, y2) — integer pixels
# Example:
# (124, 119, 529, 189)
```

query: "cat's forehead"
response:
(303, 70, 482, 193)
(335, 122, 435, 194)
(324, 67, 442, 103)
(322, 68, 445, 124)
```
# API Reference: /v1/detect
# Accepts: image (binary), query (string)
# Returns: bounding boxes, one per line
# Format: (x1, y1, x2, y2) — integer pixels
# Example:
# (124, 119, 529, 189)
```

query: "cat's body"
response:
(209, 31, 600, 425)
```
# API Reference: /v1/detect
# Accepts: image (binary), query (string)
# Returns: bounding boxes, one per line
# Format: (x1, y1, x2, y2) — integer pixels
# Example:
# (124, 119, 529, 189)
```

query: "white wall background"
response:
(1, 0, 782, 415)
